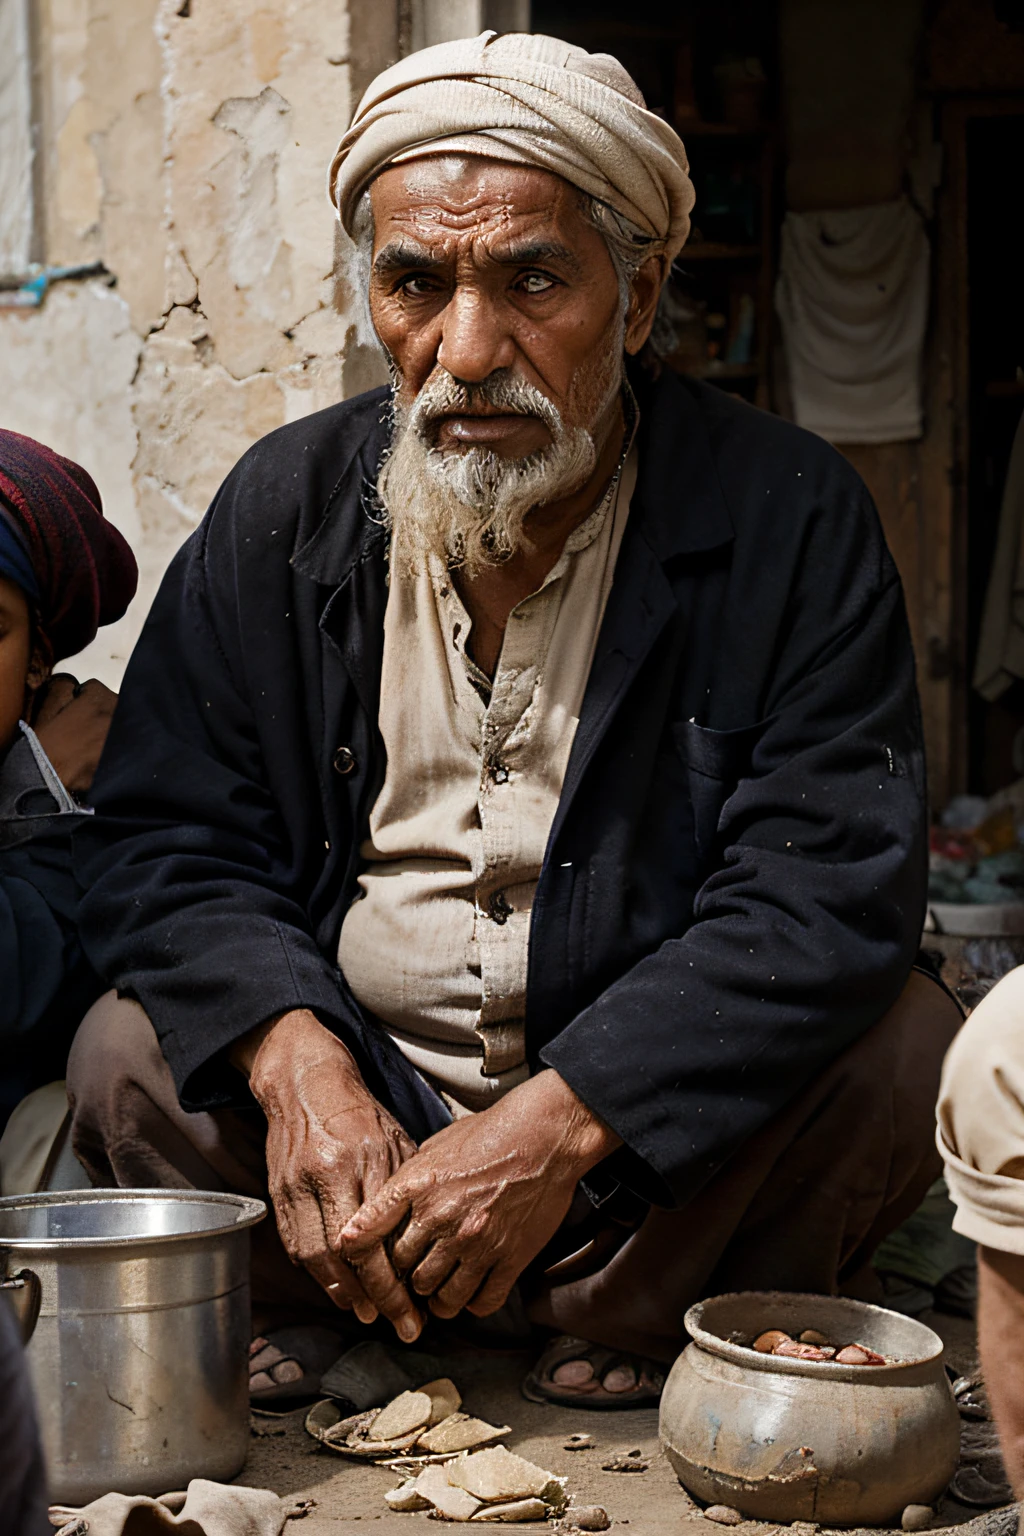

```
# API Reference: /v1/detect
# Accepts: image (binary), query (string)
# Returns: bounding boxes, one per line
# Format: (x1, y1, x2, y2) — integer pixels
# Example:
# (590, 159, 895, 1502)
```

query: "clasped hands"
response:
(239, 1009, 620, 1342)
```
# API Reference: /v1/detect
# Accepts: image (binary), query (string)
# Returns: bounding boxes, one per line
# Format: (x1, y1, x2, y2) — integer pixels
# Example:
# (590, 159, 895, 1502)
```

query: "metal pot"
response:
(660, 1290, 961, 1527)
(0, 1188, 265, 1504)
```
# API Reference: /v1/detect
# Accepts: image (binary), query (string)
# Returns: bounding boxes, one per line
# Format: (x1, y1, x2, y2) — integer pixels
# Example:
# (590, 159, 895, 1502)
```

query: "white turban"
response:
(329, 31, 695, 262)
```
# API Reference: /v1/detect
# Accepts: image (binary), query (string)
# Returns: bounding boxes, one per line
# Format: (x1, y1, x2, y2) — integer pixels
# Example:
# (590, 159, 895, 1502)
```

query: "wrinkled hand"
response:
(32, 675, 117, 794)
(339, 1069, 621, 1327)
(247, 1009, 422, 1339)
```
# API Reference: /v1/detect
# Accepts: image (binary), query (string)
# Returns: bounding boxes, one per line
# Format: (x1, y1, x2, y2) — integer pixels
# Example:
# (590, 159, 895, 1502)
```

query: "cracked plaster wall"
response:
(0, 0, 398, 685)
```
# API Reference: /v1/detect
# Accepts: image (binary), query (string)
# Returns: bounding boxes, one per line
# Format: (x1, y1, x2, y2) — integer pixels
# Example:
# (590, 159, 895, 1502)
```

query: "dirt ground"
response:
(241, 1311, 1018, 1536)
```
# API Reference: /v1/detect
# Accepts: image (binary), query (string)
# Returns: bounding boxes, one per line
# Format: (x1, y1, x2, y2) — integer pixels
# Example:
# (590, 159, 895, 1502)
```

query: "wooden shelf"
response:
(677, 243, 762, 262)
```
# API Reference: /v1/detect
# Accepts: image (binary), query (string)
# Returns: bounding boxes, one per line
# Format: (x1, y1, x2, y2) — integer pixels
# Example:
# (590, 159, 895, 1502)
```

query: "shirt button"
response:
(332, 746, 357, 776)
(488, 891, 513, 925)
(489, 762, 510, 784)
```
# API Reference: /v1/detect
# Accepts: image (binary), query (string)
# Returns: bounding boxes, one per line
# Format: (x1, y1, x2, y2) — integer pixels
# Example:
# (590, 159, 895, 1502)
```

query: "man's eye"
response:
(518, 272, 556, 294)
(398, 275, 440, 297)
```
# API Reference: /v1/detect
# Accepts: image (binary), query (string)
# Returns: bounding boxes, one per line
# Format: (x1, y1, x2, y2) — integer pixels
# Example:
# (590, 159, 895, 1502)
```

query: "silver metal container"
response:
(0, 1188, 265, 1503)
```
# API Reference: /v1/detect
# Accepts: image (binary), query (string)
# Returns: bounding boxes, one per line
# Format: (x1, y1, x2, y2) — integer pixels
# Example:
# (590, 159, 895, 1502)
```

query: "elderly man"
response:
(68, 31, 959, 1409)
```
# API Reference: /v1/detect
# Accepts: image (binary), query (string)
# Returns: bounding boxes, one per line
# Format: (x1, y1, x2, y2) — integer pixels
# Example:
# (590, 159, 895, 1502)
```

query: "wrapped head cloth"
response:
(0, 430, 137, 664)
(329, 31, 695, 264)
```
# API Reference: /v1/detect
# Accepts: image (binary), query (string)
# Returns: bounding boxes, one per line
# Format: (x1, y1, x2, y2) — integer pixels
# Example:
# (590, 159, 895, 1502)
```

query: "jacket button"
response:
(332, 746, 357, 776)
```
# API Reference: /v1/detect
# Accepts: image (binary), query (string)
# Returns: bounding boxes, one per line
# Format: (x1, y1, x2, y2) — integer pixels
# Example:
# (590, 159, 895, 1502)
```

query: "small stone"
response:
(902, 1506, 934, 1532)
(753, 1330, 792, 1353)
(773, 1340, 831, 1361)
(470, 1499, 549, 1521)
(798, 1330, 830, 1346)
(384, 1480, 429, 1512)
(371, 1389, 433, 1440)
(564, 1508, 611, 1532)
(601, 1447, 650, 1472)
(704, 1507, 743, 1526)
(835, 1344, 886, 1366)
(420, 1376, 462, 1426)
(417, 1413, 511, 1454)
(564, 1432, 594, 1451)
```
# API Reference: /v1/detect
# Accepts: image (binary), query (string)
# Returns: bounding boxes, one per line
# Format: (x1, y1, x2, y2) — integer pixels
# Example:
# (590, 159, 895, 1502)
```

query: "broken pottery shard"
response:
(704, 1506, 743, 1525)
(412, 1465, 483, 1522)
(371, 1389, 433, 1441)
(470, 1499, 549, 1522)
(563, 1508, 611, 1532)
(305, 1401, 383, 1451)
(411, 1463, 484, 1521)
(421, 1376, 463, 1426)
(835, 1344, 886, 1366)
(384, 1480, 430, 1512)
(447, 1445, 567, 1508)
(601, 1447, 650, 1472)
(753, 1330, 791, 1353)
(564, 1432, 594, 1451)
(798, 1330, 830, 1346)
(901, 1505, 934, 1532)
(417, 1412, 511, 1454)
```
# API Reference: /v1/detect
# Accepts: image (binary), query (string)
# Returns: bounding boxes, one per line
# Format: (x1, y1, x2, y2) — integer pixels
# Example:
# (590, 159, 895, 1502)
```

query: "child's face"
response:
(0, 576, 35, 753)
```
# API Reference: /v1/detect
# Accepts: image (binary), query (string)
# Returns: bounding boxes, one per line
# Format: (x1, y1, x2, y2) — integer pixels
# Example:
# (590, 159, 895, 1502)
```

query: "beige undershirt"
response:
(338, 446, 637, 1112)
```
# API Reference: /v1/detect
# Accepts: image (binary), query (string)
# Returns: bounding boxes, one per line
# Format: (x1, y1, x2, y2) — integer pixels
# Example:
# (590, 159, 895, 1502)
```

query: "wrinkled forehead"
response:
(368, 155, 593, 251)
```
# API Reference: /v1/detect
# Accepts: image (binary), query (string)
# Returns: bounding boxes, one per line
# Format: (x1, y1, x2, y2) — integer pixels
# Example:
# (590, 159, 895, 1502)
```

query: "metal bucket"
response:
(0, 1188, 265, 1503)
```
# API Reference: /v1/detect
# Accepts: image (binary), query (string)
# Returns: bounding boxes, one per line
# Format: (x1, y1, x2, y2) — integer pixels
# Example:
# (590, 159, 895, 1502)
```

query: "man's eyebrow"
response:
(490, 241, 582, 274)
(373, 242, 443, 275)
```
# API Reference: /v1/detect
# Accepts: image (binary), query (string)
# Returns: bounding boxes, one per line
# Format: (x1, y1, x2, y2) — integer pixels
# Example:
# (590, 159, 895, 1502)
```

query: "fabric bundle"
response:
(774, 197, 930, 445)
(0, 429, 137, 662)
(329, 30, 695, 263)
(974, 406, 1024, 702)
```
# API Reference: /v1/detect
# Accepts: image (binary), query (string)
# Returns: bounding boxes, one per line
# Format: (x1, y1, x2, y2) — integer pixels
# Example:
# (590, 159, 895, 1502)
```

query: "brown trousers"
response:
(66, 970, 962, 1363)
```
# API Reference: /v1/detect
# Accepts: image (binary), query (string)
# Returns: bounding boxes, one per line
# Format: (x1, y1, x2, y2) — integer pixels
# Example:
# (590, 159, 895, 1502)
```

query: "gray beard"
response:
(376, 362, 622, 577)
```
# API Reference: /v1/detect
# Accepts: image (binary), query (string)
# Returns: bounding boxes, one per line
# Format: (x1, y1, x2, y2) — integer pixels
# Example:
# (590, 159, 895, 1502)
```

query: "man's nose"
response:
(436, 285, 516, 383)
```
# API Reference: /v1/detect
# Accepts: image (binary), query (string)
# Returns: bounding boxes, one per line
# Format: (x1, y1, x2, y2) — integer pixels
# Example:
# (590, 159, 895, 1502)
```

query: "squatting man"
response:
(67, 31, 961, 1409)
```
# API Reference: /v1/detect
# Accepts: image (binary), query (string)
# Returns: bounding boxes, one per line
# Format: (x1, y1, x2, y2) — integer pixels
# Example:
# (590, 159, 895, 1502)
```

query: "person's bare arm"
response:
(338, 1068, 622, 1325)
(978, 1247, 1024, 1497)
(232, 1008, 422, 1340)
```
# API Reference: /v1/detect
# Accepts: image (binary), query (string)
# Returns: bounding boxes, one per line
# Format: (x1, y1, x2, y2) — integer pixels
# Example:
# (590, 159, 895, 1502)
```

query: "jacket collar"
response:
(629, 363, 735, 561)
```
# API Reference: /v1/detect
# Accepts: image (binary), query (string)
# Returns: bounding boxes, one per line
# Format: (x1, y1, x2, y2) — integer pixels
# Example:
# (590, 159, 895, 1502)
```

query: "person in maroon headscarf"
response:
(0, 429, 137, 1127)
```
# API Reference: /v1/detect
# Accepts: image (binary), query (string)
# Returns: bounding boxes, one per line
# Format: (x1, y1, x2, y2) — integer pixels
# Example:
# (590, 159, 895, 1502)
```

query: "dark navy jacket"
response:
(0, 730, 100, 1124)
(76, 369, 928, 1207)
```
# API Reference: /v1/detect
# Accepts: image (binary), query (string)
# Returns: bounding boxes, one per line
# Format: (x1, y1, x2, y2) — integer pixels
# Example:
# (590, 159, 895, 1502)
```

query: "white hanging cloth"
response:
(775, 197, 929, 444)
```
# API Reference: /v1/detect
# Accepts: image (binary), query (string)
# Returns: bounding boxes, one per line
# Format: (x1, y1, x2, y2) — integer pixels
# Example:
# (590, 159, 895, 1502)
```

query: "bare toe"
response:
(552, 1359, 597, 1388)
(271, 1358, 303, 1386)
(249, 1343, 284, 1375)
(250, 1369, 276, 1394)
(602, 1365, 638, 1394)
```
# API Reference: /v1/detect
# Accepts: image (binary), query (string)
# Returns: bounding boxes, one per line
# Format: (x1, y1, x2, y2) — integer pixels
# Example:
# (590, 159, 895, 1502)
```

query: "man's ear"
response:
(624, 255, 668, 356)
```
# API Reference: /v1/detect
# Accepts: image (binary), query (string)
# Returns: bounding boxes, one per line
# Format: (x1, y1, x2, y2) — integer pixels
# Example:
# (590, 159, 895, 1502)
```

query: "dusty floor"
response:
(240, 1311, 1018, 1536)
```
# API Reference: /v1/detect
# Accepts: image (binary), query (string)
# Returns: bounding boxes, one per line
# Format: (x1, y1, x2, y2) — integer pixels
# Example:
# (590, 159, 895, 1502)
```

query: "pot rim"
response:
(683, 1290, 946, 1382)
(0, 1188, 266, 1250)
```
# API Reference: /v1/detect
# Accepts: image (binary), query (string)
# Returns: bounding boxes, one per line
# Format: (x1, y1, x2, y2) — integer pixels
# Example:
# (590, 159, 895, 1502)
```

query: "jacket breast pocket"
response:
(672, 718, 771, 869)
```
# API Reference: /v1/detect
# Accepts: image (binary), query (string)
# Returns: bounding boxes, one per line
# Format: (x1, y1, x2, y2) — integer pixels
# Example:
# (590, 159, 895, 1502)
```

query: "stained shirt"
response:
(338, 447, 637, 1111)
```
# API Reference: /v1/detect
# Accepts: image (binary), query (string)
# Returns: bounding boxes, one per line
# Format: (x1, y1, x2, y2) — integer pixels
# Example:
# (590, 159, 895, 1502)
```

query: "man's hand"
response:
(32, 675, 118, 794)
(242, 1009, 422, 1340)
(338, 1069, 621, 1324)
